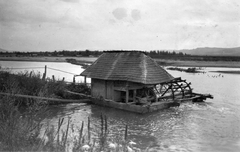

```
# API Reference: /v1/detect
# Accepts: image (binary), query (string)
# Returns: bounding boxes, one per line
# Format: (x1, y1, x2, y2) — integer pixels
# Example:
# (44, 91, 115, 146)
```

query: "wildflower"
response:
(81, 144, 90, 151)
(132, 147, 141, 152)
(43, 136, 49, 145)
(127, 146, 133, 152)
(108, 142, 116, 149)
(129, 140, 137, 145)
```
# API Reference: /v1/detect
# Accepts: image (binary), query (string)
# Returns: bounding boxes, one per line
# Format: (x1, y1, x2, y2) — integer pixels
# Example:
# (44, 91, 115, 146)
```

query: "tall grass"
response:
(0, 97, 140, 152)
(0, 95, 47, 151)
(0, 70, 143, 151)
(0, 70, 91, 101)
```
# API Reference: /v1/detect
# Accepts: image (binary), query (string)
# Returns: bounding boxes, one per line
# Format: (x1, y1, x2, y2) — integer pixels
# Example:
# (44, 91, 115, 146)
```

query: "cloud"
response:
(131, 9, 141, 21)
(112, 8, 127, 20)
(60, 0, 79, 3)
(0, 0, 240, 51)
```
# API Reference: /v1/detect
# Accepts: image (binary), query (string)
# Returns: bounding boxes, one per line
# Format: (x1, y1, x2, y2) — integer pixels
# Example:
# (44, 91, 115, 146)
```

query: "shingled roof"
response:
(80, 51, 174, 84)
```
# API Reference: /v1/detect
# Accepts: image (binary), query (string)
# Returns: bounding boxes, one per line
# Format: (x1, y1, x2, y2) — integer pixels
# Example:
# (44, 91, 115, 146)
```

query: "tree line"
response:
(0, 49, 189, 58)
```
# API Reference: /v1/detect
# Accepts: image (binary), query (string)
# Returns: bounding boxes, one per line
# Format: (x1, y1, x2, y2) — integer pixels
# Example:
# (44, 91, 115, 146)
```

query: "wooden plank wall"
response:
(106, 81, 113, 100)
(91, 79, 106, 98)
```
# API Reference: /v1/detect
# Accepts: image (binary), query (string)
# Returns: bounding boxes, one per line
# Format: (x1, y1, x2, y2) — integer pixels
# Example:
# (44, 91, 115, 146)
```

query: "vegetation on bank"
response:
(167, 67, 205, 73)
(3, 49, 240, 62)
(0, 70, 90, 101)
(66, 58, 91, 69)
(0, 94, 141, 151)
(0, 49, 187, 58)
(0, 70, 143, 151)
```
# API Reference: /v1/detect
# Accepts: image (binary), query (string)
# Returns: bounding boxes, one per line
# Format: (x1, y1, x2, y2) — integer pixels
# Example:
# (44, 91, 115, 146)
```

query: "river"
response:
(1, 61, 240, 151)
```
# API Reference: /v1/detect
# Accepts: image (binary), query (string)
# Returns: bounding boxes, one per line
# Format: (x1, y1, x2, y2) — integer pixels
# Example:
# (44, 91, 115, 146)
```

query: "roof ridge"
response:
(103, 50, 147, 54)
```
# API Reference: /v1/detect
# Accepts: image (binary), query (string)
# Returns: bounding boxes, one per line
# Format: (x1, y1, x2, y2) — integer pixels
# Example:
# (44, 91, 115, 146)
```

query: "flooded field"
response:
(1, 61, 240, 151)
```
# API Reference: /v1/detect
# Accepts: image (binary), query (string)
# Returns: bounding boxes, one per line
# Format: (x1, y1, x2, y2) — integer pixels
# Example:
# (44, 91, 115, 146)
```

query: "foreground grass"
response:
(0, 70, 90, 101)
(0, 94, 142, 151)
(0, 70, 144, 151)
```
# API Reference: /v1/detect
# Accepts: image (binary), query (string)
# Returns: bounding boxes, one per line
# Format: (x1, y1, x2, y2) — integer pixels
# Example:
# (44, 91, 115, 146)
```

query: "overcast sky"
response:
(0, 0, 240, 51)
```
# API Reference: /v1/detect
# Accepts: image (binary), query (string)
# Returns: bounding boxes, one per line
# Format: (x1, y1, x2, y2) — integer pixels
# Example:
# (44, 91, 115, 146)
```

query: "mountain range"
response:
(180, 47, 240, 56)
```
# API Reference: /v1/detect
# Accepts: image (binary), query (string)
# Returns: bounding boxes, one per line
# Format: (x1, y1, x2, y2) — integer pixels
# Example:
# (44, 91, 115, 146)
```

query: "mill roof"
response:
(80, 51, 174, 84)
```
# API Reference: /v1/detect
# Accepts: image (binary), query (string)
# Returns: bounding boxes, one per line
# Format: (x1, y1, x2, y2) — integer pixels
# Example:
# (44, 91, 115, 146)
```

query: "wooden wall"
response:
(91, 79, 145, 102)
(91, 79, 114, 100)
(91, 79, 106, 98)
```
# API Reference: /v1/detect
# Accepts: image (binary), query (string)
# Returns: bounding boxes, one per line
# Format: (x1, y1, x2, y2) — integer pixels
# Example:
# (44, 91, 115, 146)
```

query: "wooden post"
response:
(126, 83, 129, 103)
(170, 84, 175, 99)
(52, 75, 55, 82)
(133, 89, 136, 102)
(73, 76, 76, 84)
(42, 65, 47, 80)
(126, 90, 129, 103)
(105, 81, 107, 99)
(84, 76, 87, 85)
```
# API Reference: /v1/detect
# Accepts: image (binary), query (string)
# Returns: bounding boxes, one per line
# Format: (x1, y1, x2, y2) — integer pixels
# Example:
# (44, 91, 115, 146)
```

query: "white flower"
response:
(132, 147, 141, 152)
(129, 140, 137, 145)
(81, 144, 90, 151)
(108, 142, 116, 149)
(127, 146, 133, 152)
(43, 136, 49, 145)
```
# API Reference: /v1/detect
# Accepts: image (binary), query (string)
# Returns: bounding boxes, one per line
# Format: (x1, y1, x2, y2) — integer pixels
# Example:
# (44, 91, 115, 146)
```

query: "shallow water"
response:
(1, 61, 240, 151)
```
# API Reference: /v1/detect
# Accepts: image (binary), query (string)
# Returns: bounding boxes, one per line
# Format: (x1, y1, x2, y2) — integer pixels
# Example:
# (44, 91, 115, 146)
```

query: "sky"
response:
(0, 0, 240, 52)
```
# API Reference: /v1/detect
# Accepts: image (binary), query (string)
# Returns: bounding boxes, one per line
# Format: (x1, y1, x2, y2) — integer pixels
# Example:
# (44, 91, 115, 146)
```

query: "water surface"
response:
(1, 61, 240, 151)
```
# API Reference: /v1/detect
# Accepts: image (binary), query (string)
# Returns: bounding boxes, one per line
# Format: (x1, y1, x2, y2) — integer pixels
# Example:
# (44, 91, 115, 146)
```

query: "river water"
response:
(1, 61, 240, 151)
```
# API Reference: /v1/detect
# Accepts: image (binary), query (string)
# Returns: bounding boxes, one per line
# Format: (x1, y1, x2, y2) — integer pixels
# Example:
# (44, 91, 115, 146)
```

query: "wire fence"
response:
(0, 65, 88, 84)
(4, 67, 44, 70)
(0, 66, 79, 76)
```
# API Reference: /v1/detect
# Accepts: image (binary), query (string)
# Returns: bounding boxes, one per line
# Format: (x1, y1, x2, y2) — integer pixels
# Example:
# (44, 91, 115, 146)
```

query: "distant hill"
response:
(180, 47, 240, 56)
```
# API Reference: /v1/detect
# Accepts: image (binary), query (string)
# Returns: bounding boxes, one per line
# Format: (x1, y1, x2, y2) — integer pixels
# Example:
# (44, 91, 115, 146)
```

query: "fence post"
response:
(84, 76, 87, 85)
(52, 75, 55, 82)
(73, 76, 76, 84)
(42, 65, 47, 80)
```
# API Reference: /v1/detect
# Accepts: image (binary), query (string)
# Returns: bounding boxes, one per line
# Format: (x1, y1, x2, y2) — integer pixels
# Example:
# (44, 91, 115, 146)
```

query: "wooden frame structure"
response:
(80, 51, 213, 113)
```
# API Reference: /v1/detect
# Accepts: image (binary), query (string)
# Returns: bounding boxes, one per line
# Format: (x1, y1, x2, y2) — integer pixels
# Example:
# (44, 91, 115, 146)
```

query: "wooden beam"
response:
(84, 76, 87, 84)
(0, 92, 90, 103)
(133, 89, 136, 103)
(158, 91, 192, 99)
(170, 84, 175, 99)
(160, 85, 171, 97)
(126, 90, 129, 103)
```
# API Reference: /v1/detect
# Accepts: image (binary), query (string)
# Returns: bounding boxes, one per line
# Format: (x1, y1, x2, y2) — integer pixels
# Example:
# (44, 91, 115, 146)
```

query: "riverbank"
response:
(2, 56, 240, 68)
(0, 56, 97, 63)
(156, 59, 240, 68)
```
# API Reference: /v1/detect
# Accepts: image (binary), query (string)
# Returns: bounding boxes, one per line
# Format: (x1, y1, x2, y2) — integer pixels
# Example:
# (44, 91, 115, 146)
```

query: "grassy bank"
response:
(0, 70, 90, 102)
(0, 56, 97, 63)
(156, 59, 240, 68)
(0, 95, 140, 151)
(0, 70, 144, 151)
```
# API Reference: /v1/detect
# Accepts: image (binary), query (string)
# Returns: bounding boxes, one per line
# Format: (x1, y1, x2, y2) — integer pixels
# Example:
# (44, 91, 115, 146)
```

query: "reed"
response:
(0, 70, 91, 102)
(0, 70, 142, 151)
